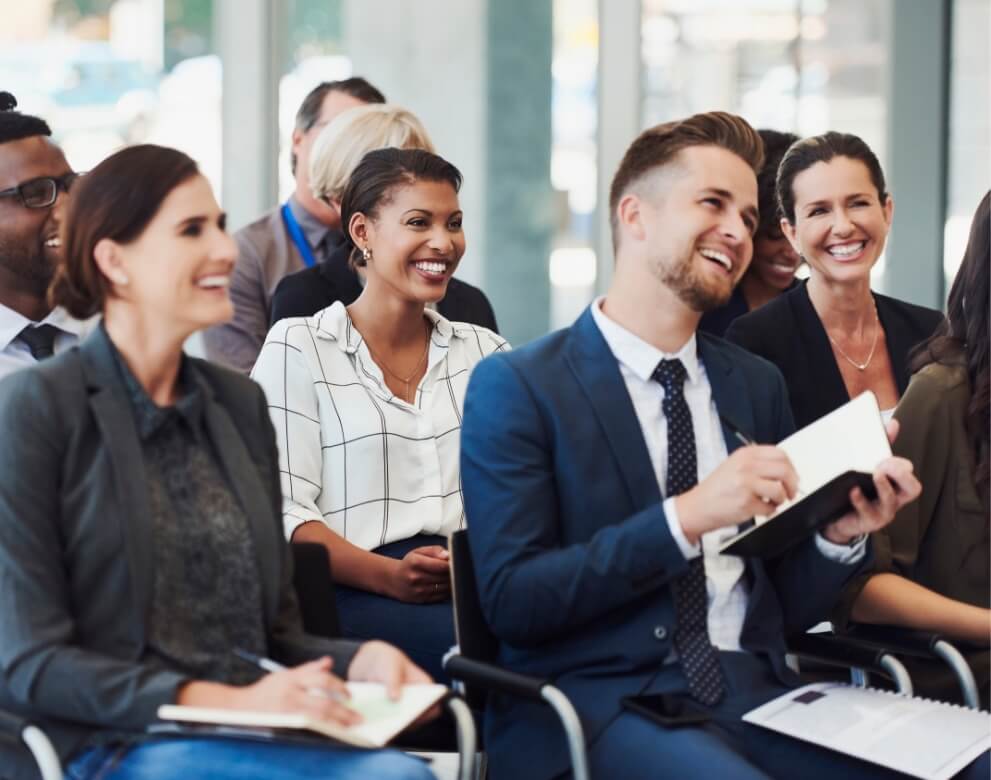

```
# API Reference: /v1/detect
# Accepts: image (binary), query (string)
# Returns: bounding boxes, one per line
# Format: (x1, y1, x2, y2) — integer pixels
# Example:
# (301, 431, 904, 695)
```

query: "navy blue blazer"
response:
(460, 307, 871, 780)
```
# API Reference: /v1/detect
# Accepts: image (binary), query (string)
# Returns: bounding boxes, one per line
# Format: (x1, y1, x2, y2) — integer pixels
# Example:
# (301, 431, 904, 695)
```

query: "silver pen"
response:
(233, 648, 349, 703)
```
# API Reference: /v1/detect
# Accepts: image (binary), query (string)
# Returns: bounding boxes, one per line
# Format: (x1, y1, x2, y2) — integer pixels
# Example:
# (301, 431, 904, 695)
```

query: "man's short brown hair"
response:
(608, 111, 764, 249)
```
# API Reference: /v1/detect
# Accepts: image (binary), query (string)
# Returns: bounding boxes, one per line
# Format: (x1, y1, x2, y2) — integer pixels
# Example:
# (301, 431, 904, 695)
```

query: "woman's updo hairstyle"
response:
(340, 147, 462, 269)
(776, 131, 887, 225)
(51, 144, 199, 318)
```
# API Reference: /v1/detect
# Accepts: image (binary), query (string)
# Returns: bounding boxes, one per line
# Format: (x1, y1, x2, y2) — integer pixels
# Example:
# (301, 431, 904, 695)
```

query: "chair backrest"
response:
(449, 529, 498, 709)
(291, 542, 342, 638)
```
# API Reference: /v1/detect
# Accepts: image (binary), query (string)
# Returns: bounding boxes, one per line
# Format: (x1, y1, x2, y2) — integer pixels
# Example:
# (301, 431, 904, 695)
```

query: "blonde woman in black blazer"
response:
(0, 145, 434, 780)
(727, 132, 942, 429)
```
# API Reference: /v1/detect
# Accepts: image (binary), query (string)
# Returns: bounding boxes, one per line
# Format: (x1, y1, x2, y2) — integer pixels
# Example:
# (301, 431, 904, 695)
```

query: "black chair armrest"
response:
(0, 709, 29, 744)
(788, 632, 891, 673)
(844, 625, 945, 658)
(445, 655, 548, 702)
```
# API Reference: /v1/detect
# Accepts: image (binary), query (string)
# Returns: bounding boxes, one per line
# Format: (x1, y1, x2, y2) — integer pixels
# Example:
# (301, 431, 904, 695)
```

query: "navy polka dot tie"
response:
(653, 358, 725, 706)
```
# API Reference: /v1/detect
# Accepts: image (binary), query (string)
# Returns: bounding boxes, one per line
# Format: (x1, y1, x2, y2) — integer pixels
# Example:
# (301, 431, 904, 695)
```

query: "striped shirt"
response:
(252, 301, 509, 550)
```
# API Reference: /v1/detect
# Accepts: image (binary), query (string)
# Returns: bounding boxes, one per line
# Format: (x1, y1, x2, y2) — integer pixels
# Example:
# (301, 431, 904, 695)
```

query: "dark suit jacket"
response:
(269, 241, 500, 333)
(725, 281, 944, 429)
(0, 327, 359, 779)
(460, 307, 871, 780)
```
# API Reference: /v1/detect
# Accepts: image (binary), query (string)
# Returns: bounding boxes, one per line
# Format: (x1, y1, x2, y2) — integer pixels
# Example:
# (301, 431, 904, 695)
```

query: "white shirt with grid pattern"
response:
(252, 301, 509, 550)
(589, 298, 864, 652)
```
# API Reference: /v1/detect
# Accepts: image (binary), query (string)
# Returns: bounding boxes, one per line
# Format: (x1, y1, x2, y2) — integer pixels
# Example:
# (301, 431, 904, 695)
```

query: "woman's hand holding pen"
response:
(177, 657, 362, 727)
(675, 446, 799, 546)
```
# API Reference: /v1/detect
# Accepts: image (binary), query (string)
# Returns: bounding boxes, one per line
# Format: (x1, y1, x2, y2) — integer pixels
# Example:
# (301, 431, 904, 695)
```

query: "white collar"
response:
(0, 303, 88, 351)
(312, 300, 458, 354)
(590, 296, 701, 385)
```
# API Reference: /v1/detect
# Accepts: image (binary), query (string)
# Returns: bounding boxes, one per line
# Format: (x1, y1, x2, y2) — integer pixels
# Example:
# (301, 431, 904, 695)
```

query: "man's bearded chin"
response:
(662, 265, 734, 313)
(0, 240, 57, 297)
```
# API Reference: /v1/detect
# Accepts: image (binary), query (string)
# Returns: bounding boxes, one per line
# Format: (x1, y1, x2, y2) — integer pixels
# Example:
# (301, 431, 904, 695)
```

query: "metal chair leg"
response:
(445, 696, 478, 780)
(21, 724, 62, 780)
(540, 685, 589, 780)
(932, 640, 981, 710)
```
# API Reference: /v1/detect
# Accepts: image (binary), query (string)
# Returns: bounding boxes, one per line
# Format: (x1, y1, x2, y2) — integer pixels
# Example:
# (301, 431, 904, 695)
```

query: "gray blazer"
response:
(202, 205, 305, 374)
(0, 326, 359, 779)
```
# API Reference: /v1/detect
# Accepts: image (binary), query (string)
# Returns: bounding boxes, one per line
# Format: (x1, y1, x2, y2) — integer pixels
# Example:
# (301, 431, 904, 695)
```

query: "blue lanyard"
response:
(280, 202, 317, 269)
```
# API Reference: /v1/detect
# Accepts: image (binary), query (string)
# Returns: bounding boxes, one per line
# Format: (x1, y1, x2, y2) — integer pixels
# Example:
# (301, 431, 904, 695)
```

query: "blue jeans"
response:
(65, 738, 435, 780)
(335, 535, 454, 683)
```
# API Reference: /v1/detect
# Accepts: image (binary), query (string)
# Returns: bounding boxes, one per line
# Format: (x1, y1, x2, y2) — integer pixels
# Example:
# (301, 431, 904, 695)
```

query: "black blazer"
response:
(269, 241, 500, 332)
(725, 281, 944, 429)
(0, 327, 359, 779)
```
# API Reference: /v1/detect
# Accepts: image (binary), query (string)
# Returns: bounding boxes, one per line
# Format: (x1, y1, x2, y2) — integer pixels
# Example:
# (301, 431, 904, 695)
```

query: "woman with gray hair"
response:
(269, 104, 498, 331)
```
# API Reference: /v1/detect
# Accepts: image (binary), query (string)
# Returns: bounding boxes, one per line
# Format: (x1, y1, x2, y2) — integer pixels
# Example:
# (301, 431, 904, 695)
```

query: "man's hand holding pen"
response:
(675, 417, 920, 547)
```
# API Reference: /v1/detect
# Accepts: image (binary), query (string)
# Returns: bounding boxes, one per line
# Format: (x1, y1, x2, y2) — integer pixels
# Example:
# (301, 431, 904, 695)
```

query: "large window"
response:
(2, 0, 220, 192)
(641, 0, 891, 282)
(943, 0, 990, 292)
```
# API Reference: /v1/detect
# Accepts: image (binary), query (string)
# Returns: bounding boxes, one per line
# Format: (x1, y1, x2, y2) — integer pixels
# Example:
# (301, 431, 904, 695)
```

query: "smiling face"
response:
(632, 144, 759, 312)
(749, 229, 801, 292)
(0, 136, 72, 295)
(782, 155, 893, 285)
(102, 174, 237, 335)
(353, 178, 465, 304)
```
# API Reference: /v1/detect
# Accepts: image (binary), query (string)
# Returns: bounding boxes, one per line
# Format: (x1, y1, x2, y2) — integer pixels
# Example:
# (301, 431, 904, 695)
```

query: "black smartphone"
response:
(621, 693, 711, 728)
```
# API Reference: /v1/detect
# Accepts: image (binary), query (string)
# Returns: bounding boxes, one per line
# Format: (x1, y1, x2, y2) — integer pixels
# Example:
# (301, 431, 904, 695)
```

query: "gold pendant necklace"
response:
(826, 300, 879, 372)
(366, 322, 431, 403)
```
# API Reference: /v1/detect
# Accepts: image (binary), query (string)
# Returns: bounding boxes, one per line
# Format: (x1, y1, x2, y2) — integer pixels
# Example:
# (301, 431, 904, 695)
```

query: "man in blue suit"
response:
(459, 112, 981, 779)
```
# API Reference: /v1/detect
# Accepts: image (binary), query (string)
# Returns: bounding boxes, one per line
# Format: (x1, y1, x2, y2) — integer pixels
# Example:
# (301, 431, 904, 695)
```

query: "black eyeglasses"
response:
(0, 173, 80, 209)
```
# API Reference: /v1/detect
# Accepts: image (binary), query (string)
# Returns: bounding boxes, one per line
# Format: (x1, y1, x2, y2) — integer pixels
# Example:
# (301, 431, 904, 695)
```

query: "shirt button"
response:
(653, 625, 668, 640)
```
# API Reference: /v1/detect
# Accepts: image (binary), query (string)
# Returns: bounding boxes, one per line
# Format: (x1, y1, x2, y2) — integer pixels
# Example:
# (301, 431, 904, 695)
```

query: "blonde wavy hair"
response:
(309, 103, 435, 204)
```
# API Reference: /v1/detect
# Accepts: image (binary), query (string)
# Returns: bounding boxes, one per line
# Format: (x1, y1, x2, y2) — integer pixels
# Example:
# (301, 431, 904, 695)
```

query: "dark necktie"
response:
(653, 358, 725, 706)
(18, 324, 60, 361)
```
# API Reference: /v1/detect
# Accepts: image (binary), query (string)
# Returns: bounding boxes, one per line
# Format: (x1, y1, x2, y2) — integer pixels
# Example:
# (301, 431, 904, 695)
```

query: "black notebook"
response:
(719, 391, 890, 558)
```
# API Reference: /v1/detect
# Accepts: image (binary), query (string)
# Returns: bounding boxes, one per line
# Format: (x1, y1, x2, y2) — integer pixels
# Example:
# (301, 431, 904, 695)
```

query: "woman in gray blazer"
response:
(0, 145, 434, 780)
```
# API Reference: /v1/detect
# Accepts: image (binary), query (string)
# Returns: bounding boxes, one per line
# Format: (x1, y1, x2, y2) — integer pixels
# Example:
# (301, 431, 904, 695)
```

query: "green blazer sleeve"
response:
(832, 366, 953, 629)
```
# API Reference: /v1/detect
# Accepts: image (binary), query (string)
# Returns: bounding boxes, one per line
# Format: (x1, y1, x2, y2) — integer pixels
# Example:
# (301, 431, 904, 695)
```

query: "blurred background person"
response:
(0, 143, 434, 780)
(203, 77, 385, 373)
(0, 91, 89, 379)
(270, 103, 498, 331)
(726, 131, 943, 428)
(700, 128, 800, 337)
(253, 148, 508, 682)
(834, 191, 990, 708)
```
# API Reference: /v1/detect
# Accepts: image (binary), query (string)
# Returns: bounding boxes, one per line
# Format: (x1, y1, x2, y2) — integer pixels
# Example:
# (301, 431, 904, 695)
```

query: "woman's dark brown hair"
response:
(50, 144, 200, 319)
(910, 191, 990, 500)
(776, 131, 887, 225)
(340, 147, 463, 269)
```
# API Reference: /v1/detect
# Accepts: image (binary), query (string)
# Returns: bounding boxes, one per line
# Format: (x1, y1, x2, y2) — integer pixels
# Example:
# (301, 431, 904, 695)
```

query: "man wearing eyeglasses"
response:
(0, 92, 89, 380)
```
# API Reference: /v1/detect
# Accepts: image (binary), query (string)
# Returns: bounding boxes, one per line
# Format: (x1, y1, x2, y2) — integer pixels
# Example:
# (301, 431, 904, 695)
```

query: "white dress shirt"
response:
(590, 298, 864, 651)
(0, 304, 92, 382)
(252, 301, 509, 550)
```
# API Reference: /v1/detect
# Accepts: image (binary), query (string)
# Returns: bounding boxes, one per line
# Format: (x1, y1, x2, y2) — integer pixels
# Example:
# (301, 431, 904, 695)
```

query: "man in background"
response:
(203, 77, 385, 373)
(0, 91, 89, 380)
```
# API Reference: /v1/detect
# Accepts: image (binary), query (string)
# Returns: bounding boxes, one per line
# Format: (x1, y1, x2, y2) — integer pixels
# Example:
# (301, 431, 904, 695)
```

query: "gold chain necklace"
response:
(366, 322, 431, 403)
(825, 300, 879, 372)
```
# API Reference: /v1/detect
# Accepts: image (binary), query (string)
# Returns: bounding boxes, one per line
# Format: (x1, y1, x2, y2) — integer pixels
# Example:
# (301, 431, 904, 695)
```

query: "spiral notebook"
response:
(743, 682, 991, 779)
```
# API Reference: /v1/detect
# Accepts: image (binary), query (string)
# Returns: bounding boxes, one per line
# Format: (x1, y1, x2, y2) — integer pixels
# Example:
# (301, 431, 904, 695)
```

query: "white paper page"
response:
(344, 682, 447, 745)
(158, 682, 447, 747)
(744, 683, 991, 780)
(755, 391, 891, 525)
